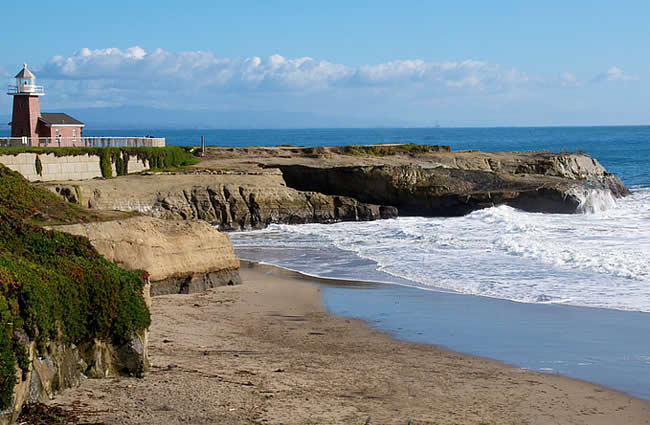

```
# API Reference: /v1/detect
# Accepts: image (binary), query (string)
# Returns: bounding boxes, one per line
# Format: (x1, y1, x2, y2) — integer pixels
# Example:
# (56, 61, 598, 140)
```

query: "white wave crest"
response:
(569, 187, 617, 214)
(230, 188, 650, 312)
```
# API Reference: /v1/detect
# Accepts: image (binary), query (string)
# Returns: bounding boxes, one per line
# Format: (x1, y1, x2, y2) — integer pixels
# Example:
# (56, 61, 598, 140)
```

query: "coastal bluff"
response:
(253, 146, 629, 215)
(0, 164, 151, 425)
(54, 216, 241, 296)
(44, 172, 397, 231)
(41, 145, 630, 226)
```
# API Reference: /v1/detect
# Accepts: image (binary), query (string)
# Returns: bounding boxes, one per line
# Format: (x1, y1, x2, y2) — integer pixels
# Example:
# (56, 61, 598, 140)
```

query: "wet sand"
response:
(50, 267, 650, 424)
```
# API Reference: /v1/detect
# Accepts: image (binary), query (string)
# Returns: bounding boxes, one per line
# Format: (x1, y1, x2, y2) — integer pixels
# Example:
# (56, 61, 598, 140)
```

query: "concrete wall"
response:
(0, 152, 149, 182)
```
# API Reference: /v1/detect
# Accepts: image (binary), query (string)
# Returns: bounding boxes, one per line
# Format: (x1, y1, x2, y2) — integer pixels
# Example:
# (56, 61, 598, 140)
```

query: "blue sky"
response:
(2, 1, 649, 127)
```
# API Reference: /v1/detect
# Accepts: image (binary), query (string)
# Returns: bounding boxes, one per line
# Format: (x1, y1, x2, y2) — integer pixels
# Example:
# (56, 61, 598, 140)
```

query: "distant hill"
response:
(1, 107, 417, 133)
(61, 106, 410, 130)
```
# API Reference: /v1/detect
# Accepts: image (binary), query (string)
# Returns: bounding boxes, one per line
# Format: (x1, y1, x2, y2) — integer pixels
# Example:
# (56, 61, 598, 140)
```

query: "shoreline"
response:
(240, 259, 650, 315)
(243, 260, 650, 398)
(48, 265, 650, 424)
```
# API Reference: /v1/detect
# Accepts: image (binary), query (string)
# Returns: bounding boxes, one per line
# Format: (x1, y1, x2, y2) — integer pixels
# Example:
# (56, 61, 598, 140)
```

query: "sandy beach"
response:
(49, 267, 650, 425)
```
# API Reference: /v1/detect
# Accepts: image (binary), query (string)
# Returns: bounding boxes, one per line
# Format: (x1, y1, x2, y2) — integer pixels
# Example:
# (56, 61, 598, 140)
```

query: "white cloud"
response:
(559, 72, 580, 87)
(40, 47, 353, 92)
(355, 59, 527, 90)
(593, 66, 639, 83)
(7, 47, 643, 127)
(37, 46, 527, 95)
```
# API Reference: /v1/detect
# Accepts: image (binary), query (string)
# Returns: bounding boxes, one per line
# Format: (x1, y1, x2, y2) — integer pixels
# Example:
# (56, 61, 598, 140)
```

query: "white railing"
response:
(7, 84, 45, 95)
(0, 136, 166, 148)
(0, 137, 28, 147)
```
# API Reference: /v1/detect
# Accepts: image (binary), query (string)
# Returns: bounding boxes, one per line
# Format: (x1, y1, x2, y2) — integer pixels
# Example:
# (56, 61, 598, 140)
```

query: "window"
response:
(72, 129, 76, 137)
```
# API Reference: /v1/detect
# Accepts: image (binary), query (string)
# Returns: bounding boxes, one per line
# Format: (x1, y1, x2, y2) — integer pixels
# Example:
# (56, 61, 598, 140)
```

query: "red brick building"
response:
(8, 64, 84, 146)
(36, 113, 85, 140)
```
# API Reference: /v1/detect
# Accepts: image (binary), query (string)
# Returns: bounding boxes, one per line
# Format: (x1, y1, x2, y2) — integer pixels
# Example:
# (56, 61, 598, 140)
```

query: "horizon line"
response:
(2, 124, 650, 132)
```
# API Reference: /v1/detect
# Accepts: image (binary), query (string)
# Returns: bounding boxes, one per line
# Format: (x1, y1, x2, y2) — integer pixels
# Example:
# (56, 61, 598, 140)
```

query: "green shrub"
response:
(34, 156, 42, 177)
(100, 150, 112, 178)
(114, 152, 125, 176)
(0, 165, 90, 225)
(0, 146, 200, 178)
(339, 143, 449, 156)
(0, 295, 17, 409)
(0, 165, 150, 409)
(121, 151, 130, 175)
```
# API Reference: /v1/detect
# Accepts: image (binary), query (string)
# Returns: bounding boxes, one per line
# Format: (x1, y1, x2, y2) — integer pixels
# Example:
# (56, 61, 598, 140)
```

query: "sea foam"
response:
(230, 188, 650, 312)
(569, 187, 617, 213)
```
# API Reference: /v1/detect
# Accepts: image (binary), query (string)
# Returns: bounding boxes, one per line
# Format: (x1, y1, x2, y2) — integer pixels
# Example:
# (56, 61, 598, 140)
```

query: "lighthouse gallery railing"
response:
(7, 85, 45, 95)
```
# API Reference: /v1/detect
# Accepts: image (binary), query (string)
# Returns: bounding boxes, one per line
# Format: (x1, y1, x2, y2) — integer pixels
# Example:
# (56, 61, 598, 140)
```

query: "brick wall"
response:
(10, 96, 40, 138)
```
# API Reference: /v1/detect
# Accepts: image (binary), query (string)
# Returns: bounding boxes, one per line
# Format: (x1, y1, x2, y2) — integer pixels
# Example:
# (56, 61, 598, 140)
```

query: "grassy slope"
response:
(0, 164, 151, 410)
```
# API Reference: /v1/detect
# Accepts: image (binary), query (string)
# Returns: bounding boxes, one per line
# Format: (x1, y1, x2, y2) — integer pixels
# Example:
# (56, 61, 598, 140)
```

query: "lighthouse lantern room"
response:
(9, 64, 44, 96)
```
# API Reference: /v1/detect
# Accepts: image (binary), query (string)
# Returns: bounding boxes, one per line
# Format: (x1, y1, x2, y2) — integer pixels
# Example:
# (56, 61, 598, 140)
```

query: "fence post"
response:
(201, 136, 205, 157)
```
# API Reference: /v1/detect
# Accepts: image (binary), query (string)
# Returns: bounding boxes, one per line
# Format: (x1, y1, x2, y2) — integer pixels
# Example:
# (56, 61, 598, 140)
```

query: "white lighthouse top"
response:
(14, 64, 36, 80)
(8, 64, 44, 96)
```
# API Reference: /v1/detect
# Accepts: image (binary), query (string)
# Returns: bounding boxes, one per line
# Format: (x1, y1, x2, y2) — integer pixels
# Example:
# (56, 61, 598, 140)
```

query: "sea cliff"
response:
(55, 216, 241, 296)
(42, 145, 629, 226)
(45, 172, 397, 231)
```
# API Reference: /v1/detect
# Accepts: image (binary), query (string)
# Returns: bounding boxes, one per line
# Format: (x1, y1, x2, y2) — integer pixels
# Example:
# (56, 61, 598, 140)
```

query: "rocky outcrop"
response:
(273, 153, 629, 215)
(41, 148, 629, 224)
(151, 269, 242, 297)
(44, 173, 398, 231)
(54, 216, 242, 295)
(1, 301, 149, 425)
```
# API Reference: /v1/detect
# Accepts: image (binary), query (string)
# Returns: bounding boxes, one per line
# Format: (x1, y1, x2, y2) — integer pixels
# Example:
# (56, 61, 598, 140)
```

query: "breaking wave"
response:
(230, 187, 650, 312)
(570, 187, 618, 214)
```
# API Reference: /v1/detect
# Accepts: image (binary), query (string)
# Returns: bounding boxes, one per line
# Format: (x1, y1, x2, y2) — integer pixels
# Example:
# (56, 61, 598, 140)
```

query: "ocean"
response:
(87, 126, 650, 187)
(217, 126, 650, 400)
(4, 126, 650, 399)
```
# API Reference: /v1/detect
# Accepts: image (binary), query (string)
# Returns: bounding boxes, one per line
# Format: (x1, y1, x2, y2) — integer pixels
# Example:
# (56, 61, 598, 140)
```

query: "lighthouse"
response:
(7, 64, 43, 138)
(3, 63, 163, 148)
(7, 64, 84, 146)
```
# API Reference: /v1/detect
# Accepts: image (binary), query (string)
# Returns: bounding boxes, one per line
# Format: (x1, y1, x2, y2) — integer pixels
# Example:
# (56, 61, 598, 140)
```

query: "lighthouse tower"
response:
(7, 64, 44, 138)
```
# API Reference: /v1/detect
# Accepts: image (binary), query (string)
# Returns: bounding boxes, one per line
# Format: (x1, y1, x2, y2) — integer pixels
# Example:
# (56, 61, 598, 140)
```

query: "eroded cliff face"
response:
(44, 173, 398, 231)
(41, 149, 630, 225)
(274, 153, 629, 215)
(54, 216, 242, 296)
(1, 303, 149, 425)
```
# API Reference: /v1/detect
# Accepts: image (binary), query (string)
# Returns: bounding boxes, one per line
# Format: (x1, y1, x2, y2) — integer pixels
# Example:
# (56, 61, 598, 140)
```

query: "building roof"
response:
(39, 113, 85, 127)
(15, 64, 35, 79)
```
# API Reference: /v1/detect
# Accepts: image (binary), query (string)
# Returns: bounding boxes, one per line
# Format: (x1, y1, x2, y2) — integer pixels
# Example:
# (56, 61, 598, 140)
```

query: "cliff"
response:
(275, 155, 629, 215)
(42, 145, 629, 224)
(55, 216, 242, 296)
(0, 165, 150, 424)
(43, 172, 397, 231)
(202, 146, 629, 214)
